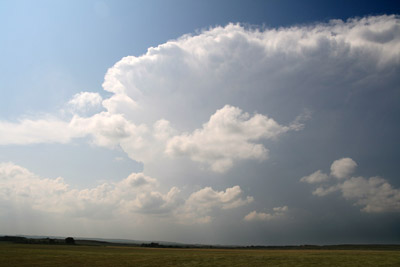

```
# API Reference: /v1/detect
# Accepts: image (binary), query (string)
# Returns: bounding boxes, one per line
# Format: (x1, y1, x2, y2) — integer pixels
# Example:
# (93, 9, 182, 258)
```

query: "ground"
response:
(1, 243, 400, 267)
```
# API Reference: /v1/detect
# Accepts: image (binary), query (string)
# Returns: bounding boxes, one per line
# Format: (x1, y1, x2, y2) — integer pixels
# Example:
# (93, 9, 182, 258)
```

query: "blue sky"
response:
(1, 0, 400, 245)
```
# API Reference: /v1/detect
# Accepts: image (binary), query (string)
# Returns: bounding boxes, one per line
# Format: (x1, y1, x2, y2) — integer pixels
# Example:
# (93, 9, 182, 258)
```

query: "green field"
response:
(1, 243, 400, 267)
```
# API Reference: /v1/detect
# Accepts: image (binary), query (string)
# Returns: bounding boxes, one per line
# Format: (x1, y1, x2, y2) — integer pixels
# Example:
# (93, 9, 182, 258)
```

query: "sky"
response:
(0, 0, 400, 245)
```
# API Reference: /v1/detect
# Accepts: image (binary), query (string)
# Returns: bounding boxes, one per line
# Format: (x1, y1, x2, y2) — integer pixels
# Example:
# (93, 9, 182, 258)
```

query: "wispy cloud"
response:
(244, 206, 288, 222)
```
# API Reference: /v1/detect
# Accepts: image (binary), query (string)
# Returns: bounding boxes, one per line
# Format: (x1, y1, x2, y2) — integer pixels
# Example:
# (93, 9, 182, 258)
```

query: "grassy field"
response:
(1, 243, 400, 267)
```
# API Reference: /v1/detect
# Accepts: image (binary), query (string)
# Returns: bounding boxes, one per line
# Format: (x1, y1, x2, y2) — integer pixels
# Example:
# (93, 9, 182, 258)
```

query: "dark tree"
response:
(65, 237, 75, 245)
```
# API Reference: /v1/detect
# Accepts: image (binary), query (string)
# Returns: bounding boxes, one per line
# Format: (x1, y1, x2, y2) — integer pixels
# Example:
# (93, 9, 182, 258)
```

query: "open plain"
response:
(1, 243, 400, 267)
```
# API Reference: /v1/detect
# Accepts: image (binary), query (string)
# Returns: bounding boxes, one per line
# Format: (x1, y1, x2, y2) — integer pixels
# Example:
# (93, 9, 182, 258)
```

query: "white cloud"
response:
(101, 15, 400, 130)
(0, 162, 176, 218)
(330, 158, 357, 179)
(181, 185, 254, 223)
(0, 112, 138, 147)
(187, 185, 254, 210)
(121, 172, 158, 188)
(68, 92, 103, 112)
(70, 112, 139, 148)
(302, 158, 400, 213)
(273, 206, 289, 213)
(2, 15, 399, 171)
(102, 93, 137, 114)
(127, 187, 182, 215)
(312, 185, 339, 197)
(0, 103, 296, 170)
(0, 162, 254, 222)
(165, 105, 299, 172)
(341, 176, 400, 213)
(0, 162, 71, 213)
(0, 117, 82, 145)
(1, 15, 400, 237)
(244, 206, 288, 222)
(300, 170, 329, 183)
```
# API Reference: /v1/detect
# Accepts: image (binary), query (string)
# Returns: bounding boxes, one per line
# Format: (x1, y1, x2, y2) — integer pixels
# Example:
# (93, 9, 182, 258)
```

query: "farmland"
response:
(1, 243, 399, 267)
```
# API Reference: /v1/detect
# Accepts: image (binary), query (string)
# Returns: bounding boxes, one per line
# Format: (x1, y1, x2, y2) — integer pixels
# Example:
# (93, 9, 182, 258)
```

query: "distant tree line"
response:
(2, 236, 400, 250)
(0, 236, 75, 245)
(65, 237, 75, 245)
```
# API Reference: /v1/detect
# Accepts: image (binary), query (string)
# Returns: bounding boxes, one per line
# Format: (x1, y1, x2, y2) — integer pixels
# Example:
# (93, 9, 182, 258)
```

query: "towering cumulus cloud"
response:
(0, 15, 399, 242)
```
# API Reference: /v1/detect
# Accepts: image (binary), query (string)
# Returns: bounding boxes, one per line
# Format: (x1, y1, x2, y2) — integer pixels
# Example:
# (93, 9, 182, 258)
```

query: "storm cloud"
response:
(1, 15, 399, 244)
